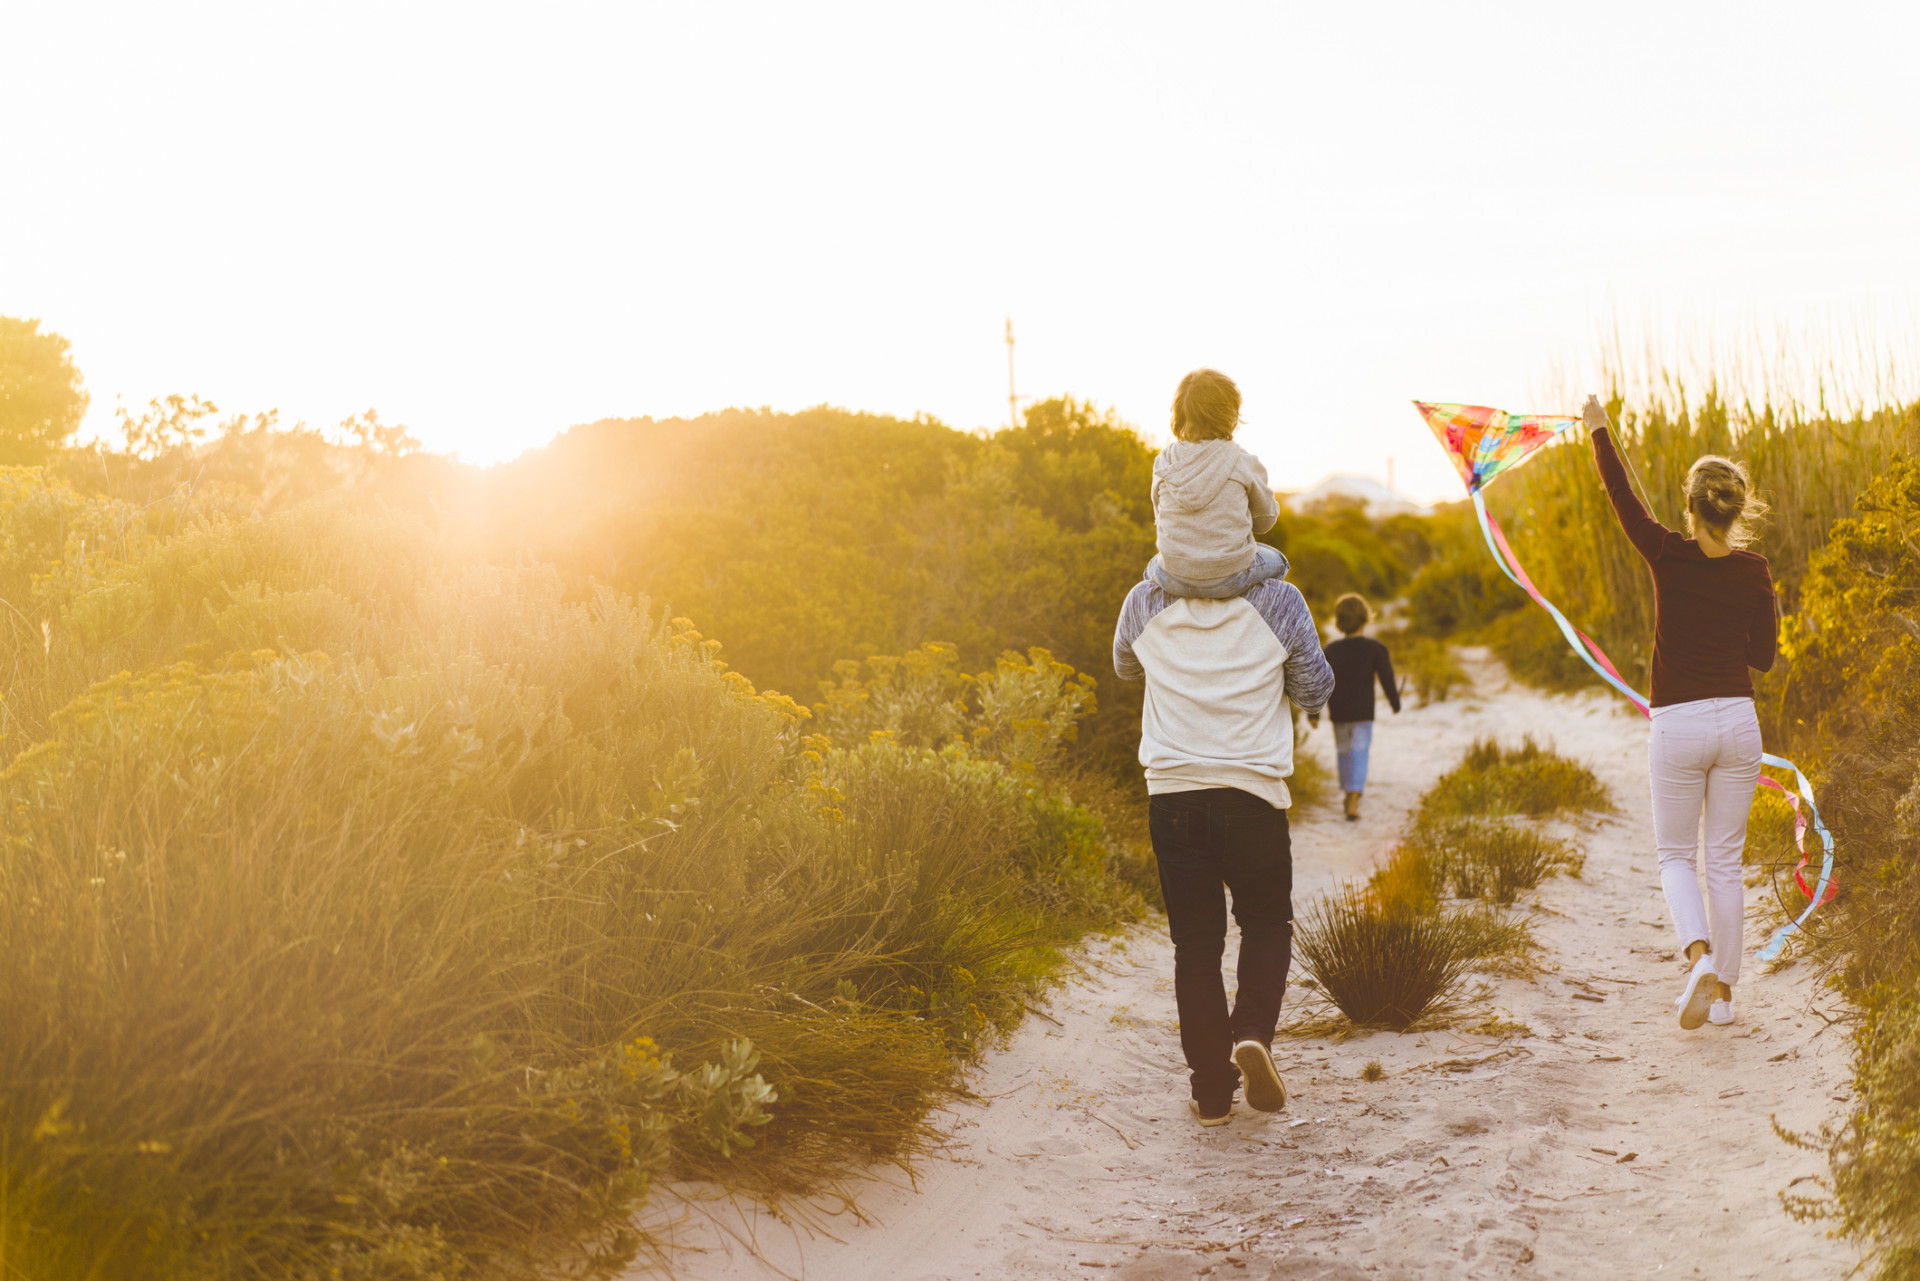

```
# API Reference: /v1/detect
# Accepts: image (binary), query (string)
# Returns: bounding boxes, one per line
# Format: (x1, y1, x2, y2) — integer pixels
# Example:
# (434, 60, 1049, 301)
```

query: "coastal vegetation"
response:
(8, 307, 1917, 1276)
(0, 319, 1432, 1278)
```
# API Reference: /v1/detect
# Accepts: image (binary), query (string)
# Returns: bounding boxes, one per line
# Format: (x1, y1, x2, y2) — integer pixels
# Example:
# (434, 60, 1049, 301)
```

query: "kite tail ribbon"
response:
(1468, 490, 1836, 963)
(1470, 491, 1648, 712)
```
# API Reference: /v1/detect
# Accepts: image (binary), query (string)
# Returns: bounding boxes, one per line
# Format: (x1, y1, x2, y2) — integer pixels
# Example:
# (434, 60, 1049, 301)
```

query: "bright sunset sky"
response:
(6, 3, 1918, 500)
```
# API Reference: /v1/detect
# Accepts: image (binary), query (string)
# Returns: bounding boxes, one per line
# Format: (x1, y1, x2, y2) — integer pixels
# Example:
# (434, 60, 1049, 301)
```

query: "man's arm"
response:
(1248, 581, 1333, 714)
(1111, 582, 1160, 682)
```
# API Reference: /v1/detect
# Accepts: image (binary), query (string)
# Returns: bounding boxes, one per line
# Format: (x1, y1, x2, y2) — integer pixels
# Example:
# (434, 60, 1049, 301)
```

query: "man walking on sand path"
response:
(1112, 573, 1334, 1126)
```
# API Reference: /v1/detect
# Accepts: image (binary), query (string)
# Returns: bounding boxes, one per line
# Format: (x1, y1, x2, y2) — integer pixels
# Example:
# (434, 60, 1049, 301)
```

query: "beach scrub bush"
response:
(1287, 746, 1334, 810)
(1763, 459, 1920, 1278)
(1303, 735, 1608, 1031)
(1393, 819, 1584, 906)
(1292, 888, 1487, 1030)
(0, 480, 1145, 1278)
(1377, 629, 1469, 705)
(1416, 736, 1613, 824)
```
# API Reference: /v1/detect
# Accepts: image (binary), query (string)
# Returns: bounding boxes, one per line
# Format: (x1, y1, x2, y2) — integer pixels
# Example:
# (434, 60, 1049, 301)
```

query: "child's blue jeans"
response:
(1146, 544, 1289, 599)
(1333, 720, 1374, 793)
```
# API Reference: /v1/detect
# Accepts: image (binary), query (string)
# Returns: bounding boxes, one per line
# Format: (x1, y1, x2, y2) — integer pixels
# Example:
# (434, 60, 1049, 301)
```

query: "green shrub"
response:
(1478, 608, 1606, 694)
(1403, 545, 1525, 639)
(1379, 630, 1469, 705)
(0, 483, 1145, 1278)
(1410, 818, 1584, 905)
(1416, 736, 1613, 823)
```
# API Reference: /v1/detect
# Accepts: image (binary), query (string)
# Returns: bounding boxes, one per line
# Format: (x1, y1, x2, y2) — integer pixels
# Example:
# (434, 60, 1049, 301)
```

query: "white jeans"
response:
(1648, 696, 1762, 987)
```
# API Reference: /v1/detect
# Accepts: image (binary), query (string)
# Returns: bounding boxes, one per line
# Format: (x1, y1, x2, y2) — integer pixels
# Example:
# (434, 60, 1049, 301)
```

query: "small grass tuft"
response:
(1451, 903, 1538, 963)
(1293, 888, 1483, 1031)
(1413, 818, 1584, 904)
(1360, 1060, 1385, 1082)
(1370, 842, 1441, 915)
(1418, 735, 1614, 822)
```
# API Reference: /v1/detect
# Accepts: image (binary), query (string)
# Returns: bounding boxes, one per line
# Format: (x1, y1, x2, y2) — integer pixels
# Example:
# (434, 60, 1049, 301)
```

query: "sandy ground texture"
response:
(637, 648, 1857, 1280)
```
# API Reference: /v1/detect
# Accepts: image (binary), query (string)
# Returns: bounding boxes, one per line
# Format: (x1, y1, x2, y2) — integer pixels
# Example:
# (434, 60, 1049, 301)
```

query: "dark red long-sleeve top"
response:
(1592, 426, 1778, 708)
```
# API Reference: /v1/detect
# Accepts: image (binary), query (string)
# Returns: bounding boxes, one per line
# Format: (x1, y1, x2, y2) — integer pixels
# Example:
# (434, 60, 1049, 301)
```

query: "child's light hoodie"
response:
(1150, 439, 1281, 583)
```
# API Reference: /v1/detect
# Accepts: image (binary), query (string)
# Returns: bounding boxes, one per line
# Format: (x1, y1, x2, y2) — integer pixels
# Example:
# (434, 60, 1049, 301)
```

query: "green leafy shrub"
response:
(1416, 736, 1614, 823)
(1409, 818, 1584, 905)
(1764, 459, 1920, 1278)
(0, 481, 1145, 1278)
(1378, 630, 1470, 705)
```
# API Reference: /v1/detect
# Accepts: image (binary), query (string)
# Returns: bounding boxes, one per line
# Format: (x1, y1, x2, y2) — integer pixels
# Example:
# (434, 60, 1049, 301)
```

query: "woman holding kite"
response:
(1582, 395, 1779, 1031)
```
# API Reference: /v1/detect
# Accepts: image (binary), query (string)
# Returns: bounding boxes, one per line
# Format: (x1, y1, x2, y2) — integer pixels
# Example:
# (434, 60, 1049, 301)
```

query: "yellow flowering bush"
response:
(0, 479, 1142, 1279)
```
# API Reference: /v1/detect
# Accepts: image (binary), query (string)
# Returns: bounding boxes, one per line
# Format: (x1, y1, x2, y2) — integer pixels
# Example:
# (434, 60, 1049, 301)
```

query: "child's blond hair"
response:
(1170, 369, 1241, 442)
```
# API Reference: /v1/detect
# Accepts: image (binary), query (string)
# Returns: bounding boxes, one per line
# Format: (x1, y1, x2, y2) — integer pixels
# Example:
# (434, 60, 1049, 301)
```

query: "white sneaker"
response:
(1232, 1039, 1288, 1113)
(1675, 955, 1718, 1031)
(1708, 999, 1734, 1026)
(1188, 1099, 1231, 1128)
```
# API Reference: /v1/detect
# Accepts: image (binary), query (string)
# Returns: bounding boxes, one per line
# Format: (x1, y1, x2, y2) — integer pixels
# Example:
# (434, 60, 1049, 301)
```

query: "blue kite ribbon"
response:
(1467, 491, 1837, 963)
(1755, 753, 1836, 962)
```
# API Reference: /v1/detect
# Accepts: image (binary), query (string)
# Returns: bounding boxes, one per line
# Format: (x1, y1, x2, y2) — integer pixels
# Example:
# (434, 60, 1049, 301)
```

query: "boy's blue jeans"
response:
(1146, 544, 1289, 599)
(1334, 720, 1374, 793)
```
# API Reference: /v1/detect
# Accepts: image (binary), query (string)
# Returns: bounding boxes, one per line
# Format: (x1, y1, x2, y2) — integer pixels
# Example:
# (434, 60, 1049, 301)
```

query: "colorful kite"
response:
(1414, 401, 1836, 962)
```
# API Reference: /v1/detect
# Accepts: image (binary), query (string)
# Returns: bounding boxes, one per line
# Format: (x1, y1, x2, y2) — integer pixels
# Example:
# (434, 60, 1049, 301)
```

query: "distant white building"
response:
(1284, 473, 1431, 519)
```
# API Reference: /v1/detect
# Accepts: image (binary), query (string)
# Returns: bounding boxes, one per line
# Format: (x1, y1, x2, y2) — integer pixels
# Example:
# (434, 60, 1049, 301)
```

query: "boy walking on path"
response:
(1112, 368, 1334, 1126)
(1310, 593, 1400, 822)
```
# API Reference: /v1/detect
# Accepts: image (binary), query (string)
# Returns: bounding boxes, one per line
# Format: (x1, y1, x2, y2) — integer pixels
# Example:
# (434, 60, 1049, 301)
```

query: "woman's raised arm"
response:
(1586, 395, 1669, 564)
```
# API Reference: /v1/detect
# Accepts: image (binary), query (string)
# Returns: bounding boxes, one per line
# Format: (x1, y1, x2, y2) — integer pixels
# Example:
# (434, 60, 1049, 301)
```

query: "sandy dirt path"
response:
(639, 649, 1856, 1280)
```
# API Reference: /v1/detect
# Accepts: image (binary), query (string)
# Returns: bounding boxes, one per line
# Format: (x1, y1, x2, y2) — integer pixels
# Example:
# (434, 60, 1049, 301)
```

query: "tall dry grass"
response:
(0, 470, 1145, 1278)
(1478, 385, 1919, 697)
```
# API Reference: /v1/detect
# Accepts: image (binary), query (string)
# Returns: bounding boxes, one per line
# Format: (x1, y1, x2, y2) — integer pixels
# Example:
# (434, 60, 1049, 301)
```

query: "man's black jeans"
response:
(1147, 787, 1294, 1112)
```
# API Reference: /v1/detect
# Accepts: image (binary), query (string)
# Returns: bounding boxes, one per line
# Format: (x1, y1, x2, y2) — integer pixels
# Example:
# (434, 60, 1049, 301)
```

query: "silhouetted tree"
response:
(0, 317, 89, 462)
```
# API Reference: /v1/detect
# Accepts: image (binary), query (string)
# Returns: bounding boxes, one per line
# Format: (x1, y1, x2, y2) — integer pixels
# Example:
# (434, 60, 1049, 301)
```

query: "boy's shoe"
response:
(1675, 955, 1719, 1031)
(1343, 792, 1361, 822)
(1189, 1099, 1231, 1127)
(1232, 1040, 1288, 1112)
(1708, 999, 1734, 1026)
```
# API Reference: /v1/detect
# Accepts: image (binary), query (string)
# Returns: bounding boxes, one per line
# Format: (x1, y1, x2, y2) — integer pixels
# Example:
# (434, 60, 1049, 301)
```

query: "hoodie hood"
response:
(1153, 439, 1247, 515)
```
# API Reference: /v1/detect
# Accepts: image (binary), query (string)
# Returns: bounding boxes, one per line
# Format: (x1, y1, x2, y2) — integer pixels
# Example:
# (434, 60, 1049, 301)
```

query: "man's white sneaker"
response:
(1676, 955, 1718, 1031)
(1188, 1099, 1231, 1127)
(1708, 999, 1734, 1026)
(1232, 1039, 1288, 1113)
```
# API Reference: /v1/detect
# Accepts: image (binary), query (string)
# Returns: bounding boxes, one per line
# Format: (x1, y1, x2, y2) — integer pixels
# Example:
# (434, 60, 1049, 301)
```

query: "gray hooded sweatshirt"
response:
(1150, 439, 1281, 582)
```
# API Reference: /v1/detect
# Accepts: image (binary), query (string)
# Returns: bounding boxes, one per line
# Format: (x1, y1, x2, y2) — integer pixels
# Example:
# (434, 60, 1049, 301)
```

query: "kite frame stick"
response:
(1468, 489, 1835, 962)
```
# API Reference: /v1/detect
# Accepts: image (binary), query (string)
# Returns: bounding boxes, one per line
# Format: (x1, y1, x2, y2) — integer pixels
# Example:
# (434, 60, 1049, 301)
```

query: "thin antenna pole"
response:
(1005, 318, 1018, 429)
